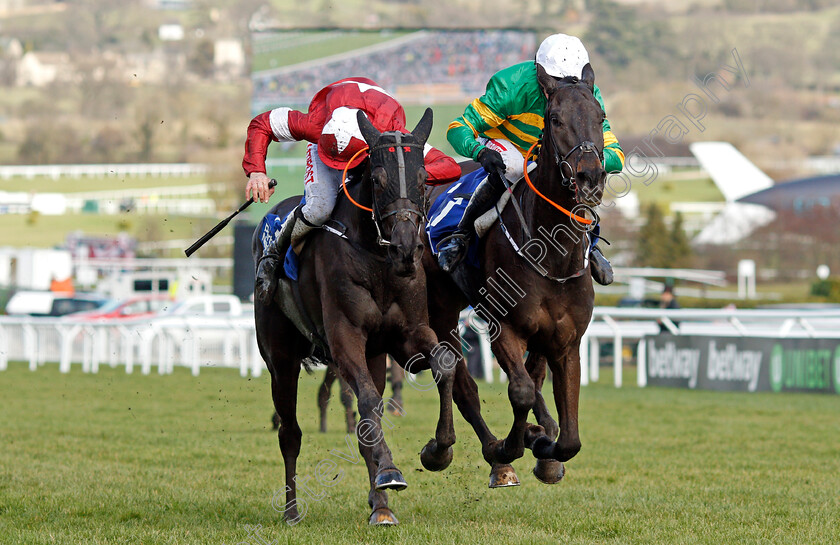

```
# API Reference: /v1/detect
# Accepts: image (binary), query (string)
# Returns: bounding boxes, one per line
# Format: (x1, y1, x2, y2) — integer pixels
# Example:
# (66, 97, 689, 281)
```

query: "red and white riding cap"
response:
(317, 106, 371, 170)
(309, 78, 407, 170)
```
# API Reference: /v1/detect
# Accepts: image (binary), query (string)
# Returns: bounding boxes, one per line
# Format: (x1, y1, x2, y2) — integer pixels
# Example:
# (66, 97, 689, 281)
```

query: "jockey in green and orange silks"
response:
(438, 33, 624, 285)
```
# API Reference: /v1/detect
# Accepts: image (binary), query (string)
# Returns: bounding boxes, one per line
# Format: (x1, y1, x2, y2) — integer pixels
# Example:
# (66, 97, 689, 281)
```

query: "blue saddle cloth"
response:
(425, 166, 601, 272)
(258, 196, 305, 282)
(425, 167, 488, 269)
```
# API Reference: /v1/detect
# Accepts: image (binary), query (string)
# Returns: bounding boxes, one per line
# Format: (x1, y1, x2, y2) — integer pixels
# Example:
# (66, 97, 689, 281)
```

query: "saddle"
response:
(258, 208, 334, 363)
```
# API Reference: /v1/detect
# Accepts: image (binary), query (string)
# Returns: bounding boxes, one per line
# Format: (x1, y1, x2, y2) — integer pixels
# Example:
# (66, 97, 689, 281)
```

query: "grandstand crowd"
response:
(252, 30, 536, 108)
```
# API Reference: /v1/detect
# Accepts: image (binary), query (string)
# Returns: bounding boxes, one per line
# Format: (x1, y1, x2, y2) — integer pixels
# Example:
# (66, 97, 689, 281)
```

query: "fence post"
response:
(0, 326, 7, 371)
(589, 336, 600, 383)
(251, 332, 263, 378)
(637, 338, 647, 387)
(579, 333, 589, 386)
(24, 323, 38, 372)
(613, 330, 623, 388)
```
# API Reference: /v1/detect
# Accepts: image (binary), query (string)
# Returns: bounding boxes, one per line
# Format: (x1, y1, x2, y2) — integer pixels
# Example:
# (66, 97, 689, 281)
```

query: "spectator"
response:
(658, 284, 679, 333)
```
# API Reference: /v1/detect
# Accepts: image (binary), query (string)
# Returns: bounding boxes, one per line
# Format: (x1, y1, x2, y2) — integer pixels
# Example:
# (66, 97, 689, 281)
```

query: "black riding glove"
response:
(477, 148, 506, 179)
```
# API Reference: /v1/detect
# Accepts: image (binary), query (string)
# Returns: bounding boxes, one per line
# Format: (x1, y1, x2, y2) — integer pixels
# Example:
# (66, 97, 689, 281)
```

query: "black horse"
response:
(254, 109, 457, 526)
(424, 64, 608, 486)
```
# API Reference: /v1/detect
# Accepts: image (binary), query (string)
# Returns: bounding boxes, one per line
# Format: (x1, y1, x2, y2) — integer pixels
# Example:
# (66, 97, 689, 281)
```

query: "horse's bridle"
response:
(346, 132, 427, 248)
(546, 129, 604, 204)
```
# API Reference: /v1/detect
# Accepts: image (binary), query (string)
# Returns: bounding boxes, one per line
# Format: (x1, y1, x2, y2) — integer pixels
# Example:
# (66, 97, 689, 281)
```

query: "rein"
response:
(522, 141, 594, 226)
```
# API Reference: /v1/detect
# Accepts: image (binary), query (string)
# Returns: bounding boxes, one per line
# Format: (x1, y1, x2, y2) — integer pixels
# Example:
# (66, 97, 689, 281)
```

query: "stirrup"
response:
(255, 251, 282, 304)
(589, 246, 613, 286)
(436, 232, 470, 272)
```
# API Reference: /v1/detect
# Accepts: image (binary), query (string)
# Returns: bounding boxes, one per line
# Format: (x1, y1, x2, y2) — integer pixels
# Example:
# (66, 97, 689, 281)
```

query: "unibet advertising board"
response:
(645, 335, 840, 394)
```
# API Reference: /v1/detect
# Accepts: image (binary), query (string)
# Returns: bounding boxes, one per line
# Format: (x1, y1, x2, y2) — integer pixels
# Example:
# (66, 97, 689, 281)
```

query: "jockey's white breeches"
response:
(300, 143, 342, 226)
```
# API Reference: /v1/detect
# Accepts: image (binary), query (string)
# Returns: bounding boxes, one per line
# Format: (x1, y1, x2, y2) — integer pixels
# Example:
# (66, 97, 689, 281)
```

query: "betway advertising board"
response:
(645, 335, 840, 394)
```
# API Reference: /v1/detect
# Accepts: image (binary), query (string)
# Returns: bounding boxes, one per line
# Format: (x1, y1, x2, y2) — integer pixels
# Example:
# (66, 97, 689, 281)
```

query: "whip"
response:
(184, 179, 277, 257)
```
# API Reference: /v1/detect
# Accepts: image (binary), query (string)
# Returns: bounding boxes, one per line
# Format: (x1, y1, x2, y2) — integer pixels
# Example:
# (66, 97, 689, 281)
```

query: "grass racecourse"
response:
(1, 363, 838, 545)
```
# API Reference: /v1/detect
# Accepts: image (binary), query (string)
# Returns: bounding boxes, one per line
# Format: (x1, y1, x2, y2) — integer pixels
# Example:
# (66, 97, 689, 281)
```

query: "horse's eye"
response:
(372, 169, 387, 188)
(550, 116, 560, 126)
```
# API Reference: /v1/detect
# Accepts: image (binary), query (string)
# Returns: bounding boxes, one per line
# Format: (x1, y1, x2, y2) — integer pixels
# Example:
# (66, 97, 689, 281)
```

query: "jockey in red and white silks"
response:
(244, 77, 460, 291)
(245, 77, 458, 231)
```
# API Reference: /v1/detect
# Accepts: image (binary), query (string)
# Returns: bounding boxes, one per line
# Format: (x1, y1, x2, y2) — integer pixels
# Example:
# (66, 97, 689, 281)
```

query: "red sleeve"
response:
(242, 112, 275, 176)
(423, 146, 460, 185)
(287, 110, 320, 144)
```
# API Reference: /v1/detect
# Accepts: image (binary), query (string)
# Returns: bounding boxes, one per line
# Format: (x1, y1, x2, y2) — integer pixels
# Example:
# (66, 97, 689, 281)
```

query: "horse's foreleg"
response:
(525, 352, 559, 443)
(317, 366, 336, 433)
(431, 312, 497, 452)
(541, 341, 582, 464)
(525, 351, 566, 485)
(330, 328, 406, 506)
(356, 353, 397, 525)
(487, 328, 533, 472)
(394, 327, 457, 472)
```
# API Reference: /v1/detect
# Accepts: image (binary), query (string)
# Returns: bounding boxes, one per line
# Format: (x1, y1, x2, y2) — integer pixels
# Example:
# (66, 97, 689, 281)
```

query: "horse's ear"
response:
(581, 63, 595, 91)
(411, 107, 433, 145)
(536, 63, 557, 96)
(357, 110, 380, 146)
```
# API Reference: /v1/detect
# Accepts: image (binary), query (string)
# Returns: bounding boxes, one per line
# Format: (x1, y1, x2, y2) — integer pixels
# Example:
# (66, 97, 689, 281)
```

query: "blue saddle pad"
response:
(426, 165, 601, 271)
(258, 196, 305, 282)
(425, 167, 488, 269)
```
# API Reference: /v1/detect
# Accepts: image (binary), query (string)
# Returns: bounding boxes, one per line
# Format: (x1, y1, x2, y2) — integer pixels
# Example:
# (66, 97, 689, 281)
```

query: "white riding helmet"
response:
(535, 33, 590, 79)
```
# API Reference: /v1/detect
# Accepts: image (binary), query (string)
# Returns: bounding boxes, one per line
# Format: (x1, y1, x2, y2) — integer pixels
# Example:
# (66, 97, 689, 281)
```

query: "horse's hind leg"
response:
(389, 360, 404, 413)
(525, 352, 565, 485)
(317, 366, 337, 433)
(338, 374, 356, 434)
(255, 302, 306, 524)
(317, 364, 357, 434)
(270, 365, 304, 523)
(525, 352, 559, 442)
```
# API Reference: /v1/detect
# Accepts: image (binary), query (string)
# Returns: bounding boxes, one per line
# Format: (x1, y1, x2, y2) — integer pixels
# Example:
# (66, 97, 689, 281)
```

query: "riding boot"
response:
(255, 207, 303, 305)
(437, 174, 507, 272)
(589, 245, 614, 286)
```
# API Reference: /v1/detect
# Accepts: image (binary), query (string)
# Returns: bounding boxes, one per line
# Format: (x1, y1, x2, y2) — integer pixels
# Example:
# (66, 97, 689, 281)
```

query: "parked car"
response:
(157, 294, 244, 318)
(64, 295, 173, 321)
(4, 291, 110, 317)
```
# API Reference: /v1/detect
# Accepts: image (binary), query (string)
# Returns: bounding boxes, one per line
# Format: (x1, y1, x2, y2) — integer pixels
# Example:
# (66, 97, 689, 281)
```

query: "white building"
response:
(214, 39, 245, 79)
(16, 51, 72, 87)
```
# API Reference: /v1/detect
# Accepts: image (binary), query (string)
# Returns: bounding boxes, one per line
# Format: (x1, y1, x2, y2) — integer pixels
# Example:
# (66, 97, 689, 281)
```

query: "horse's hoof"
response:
(533, 459, 565, 484)
(420, 439, 453, 472)
(369, 507, 399, 526)
(283, 506, 300, 523)
(488, 464, 520, 488)
(374, 469, 407, 491)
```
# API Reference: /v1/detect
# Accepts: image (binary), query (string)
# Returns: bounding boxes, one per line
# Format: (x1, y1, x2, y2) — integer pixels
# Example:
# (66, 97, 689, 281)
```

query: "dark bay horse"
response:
(253, 109, 457, 526)
(424, 64, 607, 486)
